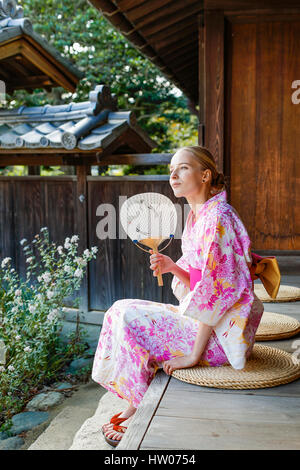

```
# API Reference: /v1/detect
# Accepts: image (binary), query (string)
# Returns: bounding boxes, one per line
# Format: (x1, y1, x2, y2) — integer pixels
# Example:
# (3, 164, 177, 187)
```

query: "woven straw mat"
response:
(171, 344, 300, 389)
(254, 284, 300, 302)
(255, 311, 300, 341)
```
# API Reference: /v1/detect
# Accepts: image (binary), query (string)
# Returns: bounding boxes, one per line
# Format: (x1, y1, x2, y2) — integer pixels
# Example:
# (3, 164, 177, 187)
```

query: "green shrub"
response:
(0, 228, 98, 426)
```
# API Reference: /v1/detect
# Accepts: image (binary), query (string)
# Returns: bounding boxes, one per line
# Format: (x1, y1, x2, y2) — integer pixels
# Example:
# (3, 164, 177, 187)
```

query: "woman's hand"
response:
(149, 250, 175, 277)
(163, 355, 197, 375)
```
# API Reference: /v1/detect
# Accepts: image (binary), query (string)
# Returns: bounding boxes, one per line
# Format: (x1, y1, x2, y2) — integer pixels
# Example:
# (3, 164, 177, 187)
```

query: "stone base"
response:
(69, 392, 127, 450)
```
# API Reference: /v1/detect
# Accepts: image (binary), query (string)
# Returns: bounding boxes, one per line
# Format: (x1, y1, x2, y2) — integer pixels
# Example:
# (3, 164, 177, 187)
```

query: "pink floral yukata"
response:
(92, 190, 264, 408)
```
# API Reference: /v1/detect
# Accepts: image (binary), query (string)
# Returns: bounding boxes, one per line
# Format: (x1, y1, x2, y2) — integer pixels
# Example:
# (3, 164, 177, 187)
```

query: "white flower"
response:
(47, 309, 59, 322)
(37, 275, 42, 282)
(16, 335, 21, 341)
(64, 265, 72, 273)
(76, 257, 87, 267)
(40, 227, 48, 232)
(71, 235, 79, 243)
(83, 249, 90, 257)
(24, 346, 32, 353)
(57, 245, 63, 255)
(8, 365, 15, 372)
(91, 246, 98, 254)
(74, 268, 83, 278)
(15, 289, 21, 296)
(64, 241, 71, 249)
(26, 257, 34, 264)
(28, 304, 36, 313)
(47, 290, 54, 299)
(0, 365, 5, 372)
(42, 272, 51, 283)
(1, 257, 11, 268)
(20, 238, 27, 245)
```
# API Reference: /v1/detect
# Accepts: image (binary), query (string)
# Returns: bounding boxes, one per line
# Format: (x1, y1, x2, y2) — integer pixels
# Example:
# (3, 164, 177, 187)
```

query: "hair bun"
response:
(212, 172, 225, 189)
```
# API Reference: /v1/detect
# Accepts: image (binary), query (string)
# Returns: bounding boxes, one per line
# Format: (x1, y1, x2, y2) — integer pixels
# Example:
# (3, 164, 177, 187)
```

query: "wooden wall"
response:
(225, 18, 300, 250)
(0, 175, 186, 312)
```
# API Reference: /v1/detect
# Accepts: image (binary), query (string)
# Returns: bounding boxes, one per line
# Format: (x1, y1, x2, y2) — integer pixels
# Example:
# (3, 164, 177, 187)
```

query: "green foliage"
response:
(0, 228, 98, 426)
(3, 0, 198, 175)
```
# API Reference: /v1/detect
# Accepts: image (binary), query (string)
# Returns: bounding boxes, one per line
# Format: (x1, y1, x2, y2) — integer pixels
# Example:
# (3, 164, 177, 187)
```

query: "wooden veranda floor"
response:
(118, 257, 300, 450)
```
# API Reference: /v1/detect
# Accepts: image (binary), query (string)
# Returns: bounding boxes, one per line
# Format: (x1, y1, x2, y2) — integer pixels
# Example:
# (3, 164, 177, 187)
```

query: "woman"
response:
(92, 145, 264, 447)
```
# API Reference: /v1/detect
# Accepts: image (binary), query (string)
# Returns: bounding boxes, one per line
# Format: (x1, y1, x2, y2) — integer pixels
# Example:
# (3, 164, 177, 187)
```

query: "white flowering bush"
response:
(0, 228, 98, 427)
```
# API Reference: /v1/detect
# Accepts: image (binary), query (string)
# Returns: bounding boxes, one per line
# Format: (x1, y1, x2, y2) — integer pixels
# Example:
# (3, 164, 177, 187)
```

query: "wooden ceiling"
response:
(90, 0, 300, 105)
(0, 1, 82, 94)
(0, 33, 82, 93)
(90, 0, 204, 104)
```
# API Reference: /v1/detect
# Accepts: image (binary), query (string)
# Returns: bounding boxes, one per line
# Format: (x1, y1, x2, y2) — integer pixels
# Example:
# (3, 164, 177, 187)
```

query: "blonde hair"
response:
(178, 145, 227, 194)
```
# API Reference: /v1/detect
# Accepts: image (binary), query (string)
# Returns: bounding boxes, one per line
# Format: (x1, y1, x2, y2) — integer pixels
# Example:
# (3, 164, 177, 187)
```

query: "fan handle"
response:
(141, 238, 163, 286)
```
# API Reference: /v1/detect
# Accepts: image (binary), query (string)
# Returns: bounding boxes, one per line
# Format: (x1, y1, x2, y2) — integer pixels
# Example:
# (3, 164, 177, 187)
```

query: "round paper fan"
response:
(120, 192, 177, 286)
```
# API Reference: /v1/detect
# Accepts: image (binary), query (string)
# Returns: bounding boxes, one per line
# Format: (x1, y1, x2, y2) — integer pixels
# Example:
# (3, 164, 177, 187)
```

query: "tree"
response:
(3, 0, 198, 174)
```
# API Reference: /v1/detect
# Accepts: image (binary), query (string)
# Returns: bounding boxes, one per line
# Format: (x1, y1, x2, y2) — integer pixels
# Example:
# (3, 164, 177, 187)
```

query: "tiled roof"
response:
(0, 84, 156, 151)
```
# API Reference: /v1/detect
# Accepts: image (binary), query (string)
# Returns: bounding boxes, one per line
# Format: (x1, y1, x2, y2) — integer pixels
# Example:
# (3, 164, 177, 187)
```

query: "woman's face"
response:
(169, 149, 208, 198)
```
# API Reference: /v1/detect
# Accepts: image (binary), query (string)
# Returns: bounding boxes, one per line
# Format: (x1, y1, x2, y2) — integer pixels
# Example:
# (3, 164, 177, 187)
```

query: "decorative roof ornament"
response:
(88, 84, 118, 116)
(0, 0, 32, 34)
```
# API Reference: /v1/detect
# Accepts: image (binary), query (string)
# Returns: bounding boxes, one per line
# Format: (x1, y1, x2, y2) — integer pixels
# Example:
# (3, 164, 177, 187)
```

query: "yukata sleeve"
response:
(171, 255, 190, 302)
(178, 213, 253, 326)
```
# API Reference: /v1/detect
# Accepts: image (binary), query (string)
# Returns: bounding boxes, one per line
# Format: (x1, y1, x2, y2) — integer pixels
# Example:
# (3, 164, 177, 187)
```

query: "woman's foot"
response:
(102, 406, 136, 445)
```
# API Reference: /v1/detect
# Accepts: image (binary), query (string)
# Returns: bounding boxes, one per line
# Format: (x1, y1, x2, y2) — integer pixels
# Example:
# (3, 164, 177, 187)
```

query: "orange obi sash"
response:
(250, 252, 281, 300)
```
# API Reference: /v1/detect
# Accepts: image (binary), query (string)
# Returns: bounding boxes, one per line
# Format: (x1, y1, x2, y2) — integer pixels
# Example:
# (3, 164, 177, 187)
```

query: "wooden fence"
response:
(0, 174, 188, 323)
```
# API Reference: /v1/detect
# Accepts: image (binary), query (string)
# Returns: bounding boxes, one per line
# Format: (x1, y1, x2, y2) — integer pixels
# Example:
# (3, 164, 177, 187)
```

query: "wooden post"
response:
(28, 166, 40, 175)
(76, 165, 89, 313)
(198, 13, 205, 146)
(204, 10, 225, 171)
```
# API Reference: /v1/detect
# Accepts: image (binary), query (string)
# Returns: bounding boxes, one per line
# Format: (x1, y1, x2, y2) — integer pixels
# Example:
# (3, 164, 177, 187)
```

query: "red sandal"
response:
(102, 413, 128, 447)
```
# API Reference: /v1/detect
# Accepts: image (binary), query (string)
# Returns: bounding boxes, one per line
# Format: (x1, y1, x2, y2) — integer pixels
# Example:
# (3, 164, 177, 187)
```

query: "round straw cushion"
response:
(254, 284, 300, 302)
(171, 345, 300, 389)
(255, 311, 300, 341)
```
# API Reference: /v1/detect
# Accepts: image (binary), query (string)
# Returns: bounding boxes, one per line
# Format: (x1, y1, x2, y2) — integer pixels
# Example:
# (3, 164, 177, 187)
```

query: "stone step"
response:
(27, 380, 105, 450)
(28, 406, 96, 450)
(69, 391, 127, 450)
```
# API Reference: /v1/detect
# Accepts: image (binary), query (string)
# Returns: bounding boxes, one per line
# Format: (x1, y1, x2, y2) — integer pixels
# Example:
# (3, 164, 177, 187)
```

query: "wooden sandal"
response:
(102, 412, 128, 447)
(103, 423, 127, 447)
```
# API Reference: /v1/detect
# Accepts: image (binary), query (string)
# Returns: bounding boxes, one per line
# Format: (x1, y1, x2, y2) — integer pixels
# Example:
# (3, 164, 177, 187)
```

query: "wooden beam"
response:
(150, 19, 197, 50)
(0, 37, 77, 92)
(97, 153, 172, 165)
(24, 34, 80, 86)
(8, 76, 54, 90)
(162, 42, 198, 64)
(0, 152, 171, 166)
(0, 39, 22, 60)
(20, 40, 75, 92)
(204, 10, 225, 171)
(127, 0, 185, 24)
(138, 1, 202, 38)
(0, 154, 97, 166)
